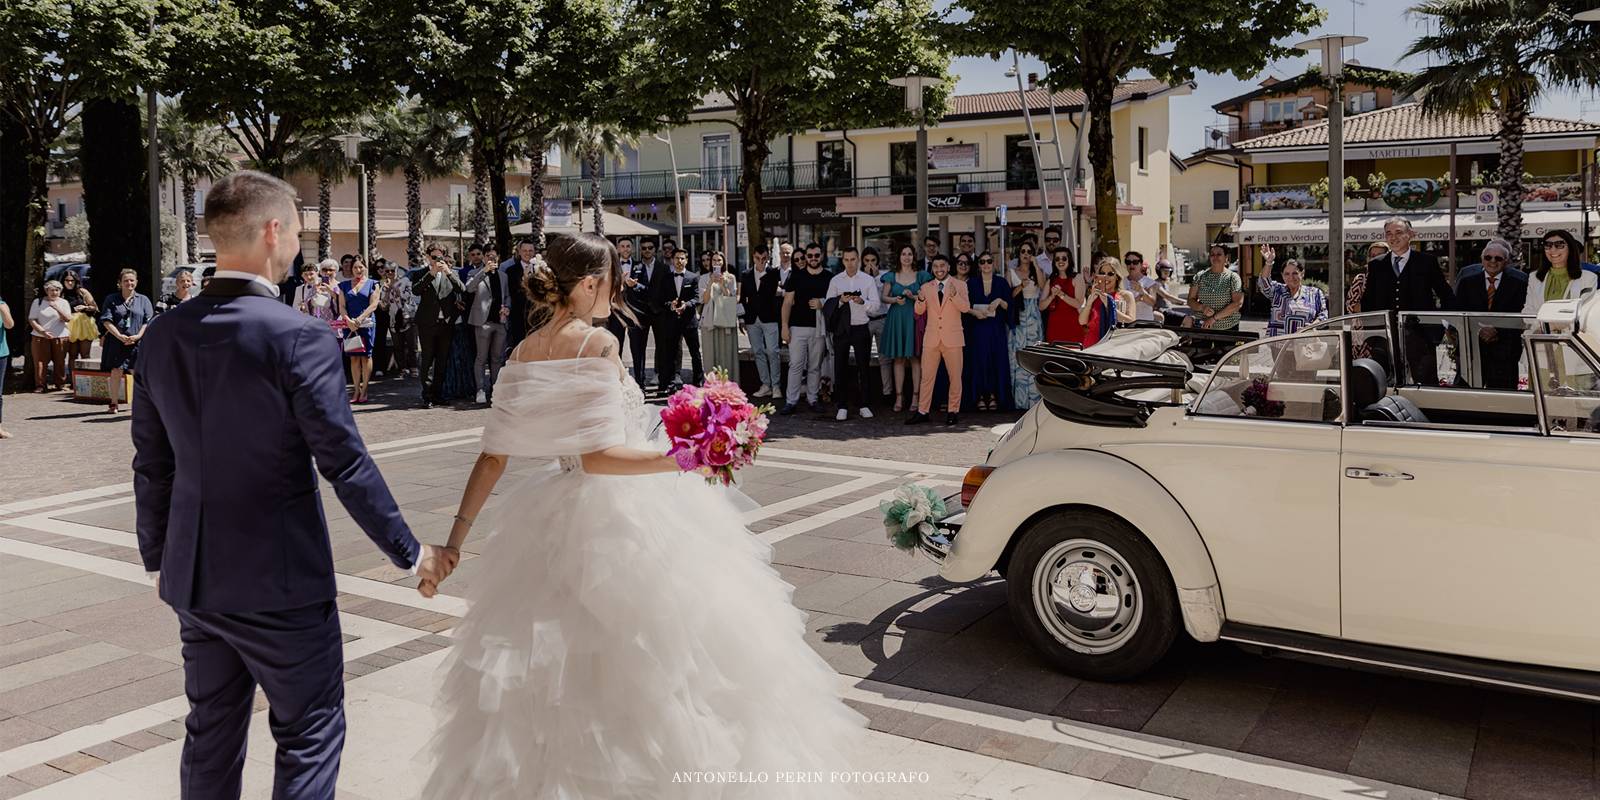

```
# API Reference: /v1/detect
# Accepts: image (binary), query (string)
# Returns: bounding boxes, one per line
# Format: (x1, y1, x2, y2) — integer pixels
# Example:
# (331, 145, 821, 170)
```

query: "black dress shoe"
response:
(421, 400, 434, 409)
(945, 413, 959, 426)
(905, 412, 929, 425)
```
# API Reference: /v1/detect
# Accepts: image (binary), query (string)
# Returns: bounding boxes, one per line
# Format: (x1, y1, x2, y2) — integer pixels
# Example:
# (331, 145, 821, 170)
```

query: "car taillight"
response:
(961, 465, 995, 509)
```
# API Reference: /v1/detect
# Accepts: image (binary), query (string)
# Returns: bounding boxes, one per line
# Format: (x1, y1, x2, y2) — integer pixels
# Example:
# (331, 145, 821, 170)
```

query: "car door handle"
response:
(1345, 467, 1415, 481)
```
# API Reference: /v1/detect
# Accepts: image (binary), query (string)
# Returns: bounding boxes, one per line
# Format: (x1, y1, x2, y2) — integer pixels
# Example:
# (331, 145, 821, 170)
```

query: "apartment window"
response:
(1212, 190, 1230, 211)
(56, 201, 67, 225)
(193, 189, 206, 216)
(1137, 127, 1149, 172)
(817, 140, 848, 189)
(1263, 97, 1312, 123)
(890, 141, 917, 195)
(1004, 134, 1038, 190)
(702, 134, 732, 177)
(1179, 204, 1190, 224)
(1347, 91, 1378, 114)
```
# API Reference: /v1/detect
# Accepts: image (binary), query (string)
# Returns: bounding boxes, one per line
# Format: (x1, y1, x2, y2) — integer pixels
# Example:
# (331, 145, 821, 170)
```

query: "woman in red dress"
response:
(1040, 247, 1086, 345)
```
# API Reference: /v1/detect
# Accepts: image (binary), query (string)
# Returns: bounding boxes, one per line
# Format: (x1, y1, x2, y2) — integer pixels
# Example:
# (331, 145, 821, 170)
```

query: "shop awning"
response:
(1233, 209, 1592, 244)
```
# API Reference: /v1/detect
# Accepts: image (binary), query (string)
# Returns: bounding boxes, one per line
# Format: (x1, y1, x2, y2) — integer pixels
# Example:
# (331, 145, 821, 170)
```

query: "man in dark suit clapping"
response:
(620, 238, 661, 388)
(1454, 239, 1528, 390)
(649, 247, 703, 391)
(1359, 218, 1455, 385)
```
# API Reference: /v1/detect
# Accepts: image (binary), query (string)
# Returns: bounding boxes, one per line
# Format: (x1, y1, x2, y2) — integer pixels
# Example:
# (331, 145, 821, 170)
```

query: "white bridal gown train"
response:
(421, 352, 866, 799)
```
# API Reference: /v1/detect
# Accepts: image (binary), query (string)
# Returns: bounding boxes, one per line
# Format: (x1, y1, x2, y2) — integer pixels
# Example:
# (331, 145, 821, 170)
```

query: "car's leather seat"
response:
(1349, 358, 1430, 424)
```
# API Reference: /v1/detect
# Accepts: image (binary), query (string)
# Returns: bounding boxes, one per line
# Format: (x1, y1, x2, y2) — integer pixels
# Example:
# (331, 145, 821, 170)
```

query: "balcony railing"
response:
(557, 160, 854, 200)
(855, 168, 1083, 198)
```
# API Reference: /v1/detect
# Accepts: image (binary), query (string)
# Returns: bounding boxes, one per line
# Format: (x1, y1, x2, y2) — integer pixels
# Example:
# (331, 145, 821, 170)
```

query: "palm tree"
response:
(370, 101, 469, 265)
(289, 128, 357, 261)
(553, 120, 634, 235)
(157, 104, 234, 262)
(1405, 1, 1600, 251)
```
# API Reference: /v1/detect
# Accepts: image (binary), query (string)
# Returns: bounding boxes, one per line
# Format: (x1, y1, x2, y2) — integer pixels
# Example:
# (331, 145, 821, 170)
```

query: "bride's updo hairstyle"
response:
(524, 233, 627, 334)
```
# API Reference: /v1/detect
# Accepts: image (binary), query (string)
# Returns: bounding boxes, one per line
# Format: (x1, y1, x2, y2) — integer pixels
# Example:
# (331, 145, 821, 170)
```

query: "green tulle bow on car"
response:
(880, 483, 947, 553)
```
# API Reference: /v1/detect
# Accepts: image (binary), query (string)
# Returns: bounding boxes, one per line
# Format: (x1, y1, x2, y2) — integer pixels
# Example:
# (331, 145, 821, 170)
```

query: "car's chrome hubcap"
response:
(1032, 539, 1142, 654)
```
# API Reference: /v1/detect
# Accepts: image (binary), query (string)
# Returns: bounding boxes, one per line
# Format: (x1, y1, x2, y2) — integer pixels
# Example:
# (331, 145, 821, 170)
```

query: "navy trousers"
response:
(176, 601, 345, 800)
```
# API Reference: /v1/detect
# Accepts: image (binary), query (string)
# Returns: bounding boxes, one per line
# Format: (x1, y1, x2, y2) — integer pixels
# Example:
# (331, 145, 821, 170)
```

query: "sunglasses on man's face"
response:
(1045, 237, 1061, 244)
(1482, 255, 1507, 262)
(1125, 259, 1140, 266)
(806, 253, 822, 260)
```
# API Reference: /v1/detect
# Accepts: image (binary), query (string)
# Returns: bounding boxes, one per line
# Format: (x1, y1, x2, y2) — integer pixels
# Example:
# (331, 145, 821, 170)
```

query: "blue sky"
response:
(944, 0, 1600, 157)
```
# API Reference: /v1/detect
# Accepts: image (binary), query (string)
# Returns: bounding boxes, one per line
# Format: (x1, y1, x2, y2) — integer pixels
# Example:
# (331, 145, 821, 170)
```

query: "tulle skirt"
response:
(421, 463, 866, 800)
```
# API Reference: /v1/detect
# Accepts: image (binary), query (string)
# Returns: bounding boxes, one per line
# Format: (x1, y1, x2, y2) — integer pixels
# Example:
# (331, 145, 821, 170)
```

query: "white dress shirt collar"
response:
(211, 270, 281, 297)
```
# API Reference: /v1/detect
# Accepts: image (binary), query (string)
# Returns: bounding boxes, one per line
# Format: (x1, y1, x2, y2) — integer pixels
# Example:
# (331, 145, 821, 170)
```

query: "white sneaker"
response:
(753, 385, 772, 398)
(835, 408, 848, 421)
(859, 407, 874, 419)
(475, 390, 487, 404)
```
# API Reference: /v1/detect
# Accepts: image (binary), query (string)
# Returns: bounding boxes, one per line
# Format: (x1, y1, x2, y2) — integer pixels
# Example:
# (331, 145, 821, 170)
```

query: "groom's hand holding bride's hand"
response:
(415, 544, 461, 598)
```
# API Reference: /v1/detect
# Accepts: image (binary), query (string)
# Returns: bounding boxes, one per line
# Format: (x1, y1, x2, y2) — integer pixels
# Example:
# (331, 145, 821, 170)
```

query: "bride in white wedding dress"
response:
(420, 234, 866, 799)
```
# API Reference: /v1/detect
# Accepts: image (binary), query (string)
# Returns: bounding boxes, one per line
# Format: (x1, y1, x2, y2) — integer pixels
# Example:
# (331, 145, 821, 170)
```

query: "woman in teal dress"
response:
(879, 244, 930, 412)
(1007, 257, 1045, 409)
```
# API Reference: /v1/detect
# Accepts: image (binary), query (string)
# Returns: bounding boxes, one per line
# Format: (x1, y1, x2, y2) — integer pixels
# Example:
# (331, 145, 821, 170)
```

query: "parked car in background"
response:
(925, 298, 1600, 700)
(43, 262, 91, 287)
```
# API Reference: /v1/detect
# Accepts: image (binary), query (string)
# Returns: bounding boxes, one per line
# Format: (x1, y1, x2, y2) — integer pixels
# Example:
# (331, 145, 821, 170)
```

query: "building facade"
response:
(554, 79, 1191, 266)
(1170, 149, 1242, 269)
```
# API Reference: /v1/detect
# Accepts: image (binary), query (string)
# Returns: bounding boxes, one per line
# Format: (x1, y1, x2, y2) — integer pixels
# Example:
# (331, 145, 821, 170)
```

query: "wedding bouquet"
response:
(660, 369, 773, 486)
(880, 483, 948, 553)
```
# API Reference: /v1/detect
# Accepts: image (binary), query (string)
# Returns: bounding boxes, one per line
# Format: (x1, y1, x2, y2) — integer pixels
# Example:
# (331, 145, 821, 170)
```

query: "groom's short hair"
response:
(205, 170, 299, 249)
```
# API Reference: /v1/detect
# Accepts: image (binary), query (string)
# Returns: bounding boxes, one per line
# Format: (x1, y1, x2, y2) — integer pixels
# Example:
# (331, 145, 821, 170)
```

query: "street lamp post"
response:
(1006, 54, 1051, 245)
(891, 70, 945, 253)
(653, 131, 699, 249)
(1295, 34, 1366, 306)
(337, 134, 369, 263)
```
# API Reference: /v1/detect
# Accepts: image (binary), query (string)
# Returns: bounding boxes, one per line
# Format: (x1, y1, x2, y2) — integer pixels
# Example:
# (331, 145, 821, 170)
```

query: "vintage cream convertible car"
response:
(925, 294, 1600, 698)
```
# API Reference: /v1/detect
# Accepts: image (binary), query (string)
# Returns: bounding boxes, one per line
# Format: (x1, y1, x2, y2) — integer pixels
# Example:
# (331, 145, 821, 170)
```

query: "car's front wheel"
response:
(1006, 511, 1179, 681)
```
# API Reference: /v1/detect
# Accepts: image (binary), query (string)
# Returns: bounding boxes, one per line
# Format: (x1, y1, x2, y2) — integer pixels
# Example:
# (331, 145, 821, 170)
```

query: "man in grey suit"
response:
(465, 244, 511, 404)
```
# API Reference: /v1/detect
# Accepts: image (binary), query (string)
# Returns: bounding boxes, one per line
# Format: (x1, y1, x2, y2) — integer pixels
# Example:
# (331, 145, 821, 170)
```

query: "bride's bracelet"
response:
(453, 514, 474, 527)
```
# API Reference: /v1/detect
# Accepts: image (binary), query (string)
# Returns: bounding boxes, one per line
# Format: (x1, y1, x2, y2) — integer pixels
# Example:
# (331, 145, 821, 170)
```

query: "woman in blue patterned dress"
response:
(1006, 256, 1045, 408)
(338, 259, 382, 403)
(1255, 246, 1328, 337)
(965, 254, 1013, 412)
(879, 244, 930, 412)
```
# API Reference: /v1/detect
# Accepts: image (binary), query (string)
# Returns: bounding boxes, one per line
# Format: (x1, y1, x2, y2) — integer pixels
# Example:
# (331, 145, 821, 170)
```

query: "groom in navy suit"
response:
(132, 170, 454, 799)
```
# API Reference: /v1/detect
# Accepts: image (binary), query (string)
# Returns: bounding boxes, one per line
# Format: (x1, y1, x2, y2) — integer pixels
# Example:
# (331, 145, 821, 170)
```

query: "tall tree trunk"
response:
(488, 142, 511, 255)
(528, 138, 548, 248)
(365, 170, 378, 260)
(1084, 72, 1120, 259)
(405, 162, 423, 266)
(587, 144, 604, 235)
(1497, 93, 1529, 259)
(471, 147, 491, 245)
(0, 112, 33, 364)
(81, 98, 153, 300)
(182, 175, 199, 261)
(739, 126, 772, 251)
(317, 172, 332, 261)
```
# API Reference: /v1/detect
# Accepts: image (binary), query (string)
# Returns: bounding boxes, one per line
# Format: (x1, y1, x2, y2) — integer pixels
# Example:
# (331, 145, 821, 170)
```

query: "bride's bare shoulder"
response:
(507, 324, 620, 365)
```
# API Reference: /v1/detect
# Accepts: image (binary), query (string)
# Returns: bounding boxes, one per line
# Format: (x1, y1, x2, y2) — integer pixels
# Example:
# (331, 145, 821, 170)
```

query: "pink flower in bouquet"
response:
(661, 399, 706, 444)
(702, 375, 748, 406)
(701, 426, 739, 467)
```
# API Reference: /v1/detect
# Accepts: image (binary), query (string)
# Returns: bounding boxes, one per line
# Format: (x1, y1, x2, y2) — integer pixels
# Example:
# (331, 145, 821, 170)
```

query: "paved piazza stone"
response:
(0, 386, 1588, 799)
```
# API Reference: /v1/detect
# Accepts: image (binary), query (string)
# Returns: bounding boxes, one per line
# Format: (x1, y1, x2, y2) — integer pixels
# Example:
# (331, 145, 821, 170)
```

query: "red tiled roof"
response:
(946, 78, 1176, 119)
(1235, 102, 1600, 149)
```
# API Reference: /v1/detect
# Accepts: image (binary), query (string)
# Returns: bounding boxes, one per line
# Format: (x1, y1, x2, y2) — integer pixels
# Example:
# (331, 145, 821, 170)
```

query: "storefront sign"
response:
(905, 192, 987, 211)
(795, 203, 842, 222)
(928, 143, 980, 170)
(685, 190, 721, 224)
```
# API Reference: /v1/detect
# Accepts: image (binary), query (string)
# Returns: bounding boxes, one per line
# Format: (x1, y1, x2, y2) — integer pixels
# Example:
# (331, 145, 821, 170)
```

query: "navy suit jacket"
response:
(132, 278, 420, 612)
